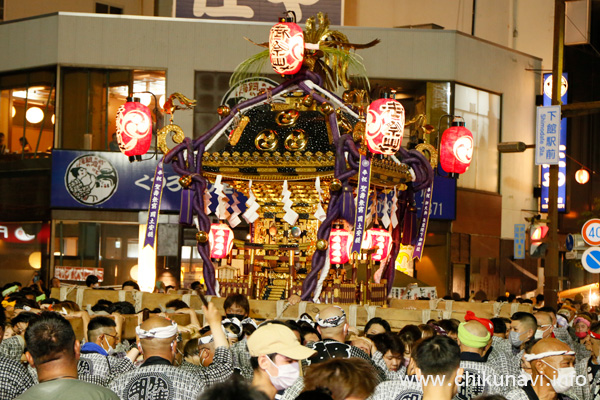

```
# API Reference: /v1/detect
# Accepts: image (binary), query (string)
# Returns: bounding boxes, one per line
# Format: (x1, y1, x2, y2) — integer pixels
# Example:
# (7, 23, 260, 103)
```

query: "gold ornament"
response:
(255, 130, 279, 151)
(196, 231, 208, 243)
(330, 179, 342, 191)
(302, 95, 314, 108)
(275, 110, 300, 126)
(230, 116, 249, 146)
(179, 175, 193, 188)
(353, 119, 366, 143)
(157, 124, 186, 154)
(319, 102, 334, 115)
(316, 239, 328, 251)
(284, 129, 308, 151)
(217, 105, 231, 117)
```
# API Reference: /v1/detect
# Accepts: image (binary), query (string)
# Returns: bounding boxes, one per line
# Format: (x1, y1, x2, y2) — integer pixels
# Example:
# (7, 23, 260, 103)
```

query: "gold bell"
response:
(179, 175, 193, 188)
(330, 179, 342, 192)
(302, 95, 314, 108)
(316, 239, 329, 251)
(217, 105, 231, 118)
(196, 231, 208, 243)
(320, 102, 334, 115)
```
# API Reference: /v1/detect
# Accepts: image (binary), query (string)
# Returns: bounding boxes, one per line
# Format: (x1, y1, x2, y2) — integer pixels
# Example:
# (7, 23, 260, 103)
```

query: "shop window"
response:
(454, 84, 501, 193)
(127, 238, 139, 258)
(96, 3, 123, 14)
(0, 69, 56, 159)
(60, 68, 165, 152)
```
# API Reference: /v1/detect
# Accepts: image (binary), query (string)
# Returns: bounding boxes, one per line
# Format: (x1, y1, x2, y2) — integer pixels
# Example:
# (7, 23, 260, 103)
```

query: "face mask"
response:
(509, 331, 524, 347)
(542, 361, 576, 393)
(103, 336, 115, 354)
(402, 356, 410, 368)
(226, 313, 245, 321)
(535, 326, 552, 340)
(265, 357, 300, 391)
(199, 349, 209, 367)
(576, 331, 588, 339)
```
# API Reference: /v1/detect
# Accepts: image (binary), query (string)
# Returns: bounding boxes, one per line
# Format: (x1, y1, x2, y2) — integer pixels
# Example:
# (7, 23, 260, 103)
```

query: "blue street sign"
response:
(514, 224, 526, 259)
(582, 247, 600, 273)
(566, 234, 574, 252)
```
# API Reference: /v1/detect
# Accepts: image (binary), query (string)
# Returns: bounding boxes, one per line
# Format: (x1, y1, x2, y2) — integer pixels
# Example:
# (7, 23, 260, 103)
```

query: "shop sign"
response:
(0, 223, 49, 243)
(55, 266, 104, 282)
(175, 0, 342, 25)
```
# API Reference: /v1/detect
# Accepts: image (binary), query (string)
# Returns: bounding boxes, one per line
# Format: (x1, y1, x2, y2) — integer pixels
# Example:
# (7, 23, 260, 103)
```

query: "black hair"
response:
(511, 312, 538, 331)
(15, 298, 39, 310)
(108, 301, 136, 315)
(25, 312, 76, 365)
(0, 304, 6, 328)
(300, 326, 321, 344)
(191, 281, 202, 290)
(198, 376, 269, 400)
(590, 321, 600, 335)
(523, 338, 540, 354)
(85, 275, 99, 287)
(122, 281, 140, 290)
(250, 353, 277, 370)
(224, 294, 250, 315)
(165, 299, 189, 310)
(91, 299, 113, 313)
(11, 312, 38, 327)
(522, 299, 533, 304)
(436, 319, 459, 336)
(184, 338, 199, 357)
(364, 317, 391, 335)
(370, 332, 404, 356)
(490, 318, 507, 334)
(538, 306, 557, 316)
(88, 316, 117, 332)
(242, 323, 257, 338)
(496, 296, 508, 302)
(284, 320, 302, 336)
(536, 294, 545, 302)
(414, 335, 460, 376)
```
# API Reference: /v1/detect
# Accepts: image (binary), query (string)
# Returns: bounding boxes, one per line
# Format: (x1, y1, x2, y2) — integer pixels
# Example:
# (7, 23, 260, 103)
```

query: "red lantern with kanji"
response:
(365, 228, 392, 262)
(365, 98, 405, 155)
(269, 19, 304, 75)
(115, 99, 152, 158)
(440, 121, 474, 174)
(329, 229, 352, 264)
(209, 223, 234, 259)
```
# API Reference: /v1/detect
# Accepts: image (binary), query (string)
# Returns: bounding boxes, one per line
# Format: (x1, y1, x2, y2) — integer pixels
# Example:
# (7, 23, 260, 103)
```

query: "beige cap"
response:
(247, 324, 316, 360)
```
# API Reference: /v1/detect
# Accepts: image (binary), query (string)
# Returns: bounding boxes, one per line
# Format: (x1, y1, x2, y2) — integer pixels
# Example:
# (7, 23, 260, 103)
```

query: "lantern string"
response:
(565, 154, 597, 175)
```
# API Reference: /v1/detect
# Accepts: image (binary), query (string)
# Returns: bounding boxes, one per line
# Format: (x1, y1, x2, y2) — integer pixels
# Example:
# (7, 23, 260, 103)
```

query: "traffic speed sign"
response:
(582, 219, 600, 246)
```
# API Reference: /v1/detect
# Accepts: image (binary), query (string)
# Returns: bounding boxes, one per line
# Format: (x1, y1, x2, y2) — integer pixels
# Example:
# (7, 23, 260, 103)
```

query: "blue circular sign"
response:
(582, 247, 600, 274)
(566, 234, 574, 252)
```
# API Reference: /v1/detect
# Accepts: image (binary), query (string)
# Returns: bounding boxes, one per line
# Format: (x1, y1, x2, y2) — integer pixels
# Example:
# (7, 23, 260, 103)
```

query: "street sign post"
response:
(566, 234, 574, 251)
(514, 224, 526, 259)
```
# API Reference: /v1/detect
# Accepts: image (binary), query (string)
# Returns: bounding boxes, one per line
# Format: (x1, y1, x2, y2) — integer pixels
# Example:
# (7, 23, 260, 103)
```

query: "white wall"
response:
(3, 0, 154, 20)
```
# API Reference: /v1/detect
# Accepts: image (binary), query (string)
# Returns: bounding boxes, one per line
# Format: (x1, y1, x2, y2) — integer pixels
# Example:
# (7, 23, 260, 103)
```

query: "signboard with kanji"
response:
(535, 105, 561, 166)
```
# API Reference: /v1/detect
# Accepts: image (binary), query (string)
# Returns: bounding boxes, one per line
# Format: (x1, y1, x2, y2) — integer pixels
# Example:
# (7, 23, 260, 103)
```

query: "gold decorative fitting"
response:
(284, 129, 308, 151)
(330, 179, 342, 191)
(157, 124, 185, 154)
(255, 130, 279, 151)
(316, 239, 329, 251)
(302, 95, 314, 108)
(319, 102, 334, 115)
(179, 175, 193, 188)
(196, 231, 208, 243)
(415, 143, 439, 168)
(275, 110, 300, 126)
(217, 105, 231, 117)
(229, 116, 249, 146)
(353, 119, 366, 143)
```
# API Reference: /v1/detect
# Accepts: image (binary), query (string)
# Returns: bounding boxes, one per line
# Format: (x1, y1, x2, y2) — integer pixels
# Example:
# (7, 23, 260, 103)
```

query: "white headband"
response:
(316, 306, 346, 328)
(524, 350, 575, 361)
(136, 321, 179, 339)
(198, 335, 214, 345)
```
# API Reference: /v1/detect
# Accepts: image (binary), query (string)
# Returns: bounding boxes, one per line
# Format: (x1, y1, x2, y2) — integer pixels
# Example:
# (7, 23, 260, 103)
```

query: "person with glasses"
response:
(78, 316, 134, 385)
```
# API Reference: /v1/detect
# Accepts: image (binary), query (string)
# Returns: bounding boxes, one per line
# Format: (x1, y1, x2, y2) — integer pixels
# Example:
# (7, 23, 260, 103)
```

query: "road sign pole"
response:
(544, 0, 565, 309)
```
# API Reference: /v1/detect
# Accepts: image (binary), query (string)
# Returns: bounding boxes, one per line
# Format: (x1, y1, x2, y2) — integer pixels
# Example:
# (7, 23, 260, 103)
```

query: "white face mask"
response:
(509, 331, 525, 347)
(542, 361, 576, 393)
(265, 357, 300, 391)
(103, 336, 115, 354)
(535, 326, 552, 340)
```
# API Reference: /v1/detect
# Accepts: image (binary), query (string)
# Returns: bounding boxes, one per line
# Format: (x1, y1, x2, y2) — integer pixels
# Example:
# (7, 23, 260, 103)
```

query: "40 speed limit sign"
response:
(582, 219, 600, 246)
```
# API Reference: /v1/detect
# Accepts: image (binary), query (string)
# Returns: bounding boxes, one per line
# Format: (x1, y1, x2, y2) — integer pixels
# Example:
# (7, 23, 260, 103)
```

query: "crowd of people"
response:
(0, 278, 599, 400)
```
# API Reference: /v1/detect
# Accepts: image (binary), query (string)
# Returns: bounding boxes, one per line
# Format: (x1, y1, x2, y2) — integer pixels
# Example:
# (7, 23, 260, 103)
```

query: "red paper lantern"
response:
(209, 223, 234, 259)
(115, 100, 152, 158)
(329, 229, 353, 264)
(365, 228, 392, 262)
(365, 98, 405, 155)
(440, 121, 474, 174)
(269, 20, 304, 75)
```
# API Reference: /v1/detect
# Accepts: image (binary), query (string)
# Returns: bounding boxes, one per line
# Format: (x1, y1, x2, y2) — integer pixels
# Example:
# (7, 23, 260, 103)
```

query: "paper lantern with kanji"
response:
(209, 223, 234, 259)
(115, 100, 152, 157)
(440, 121, 474, 174)
(329, 229, 353, 264)
(365, 98, 405, 155)
(365, 228, 393, 262)
(269, 20, 304, 75)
